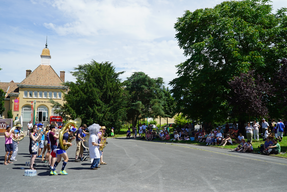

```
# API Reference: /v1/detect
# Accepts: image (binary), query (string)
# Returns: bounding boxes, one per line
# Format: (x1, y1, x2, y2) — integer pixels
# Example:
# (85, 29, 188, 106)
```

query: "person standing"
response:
(4, 125, 13, 165)
(276, 119, 285, 141)
(27, 121, 33, 136)
(88, 123, 102, 170)
(29, 125, 42, 170)
(261, 118, 269, 135)
(11, 124, 22, 161)
(245, 122, 253, 143)
(53, 128, 75, 175)
(99, 126, 107, 165)
(253, 121, 260, 141)
(49, 125, 59, 175)
(37, 123, 45, 158)
(111, 127, 115, 138)
(75, 125, 85, 162)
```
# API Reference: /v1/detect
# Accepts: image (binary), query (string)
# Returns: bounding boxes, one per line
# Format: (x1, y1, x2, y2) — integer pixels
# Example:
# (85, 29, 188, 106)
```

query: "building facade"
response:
(0, 44, 67, 130)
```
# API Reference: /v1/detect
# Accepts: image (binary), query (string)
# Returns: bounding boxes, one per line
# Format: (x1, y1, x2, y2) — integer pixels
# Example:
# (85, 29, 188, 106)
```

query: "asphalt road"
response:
(0, 137, 287, 192)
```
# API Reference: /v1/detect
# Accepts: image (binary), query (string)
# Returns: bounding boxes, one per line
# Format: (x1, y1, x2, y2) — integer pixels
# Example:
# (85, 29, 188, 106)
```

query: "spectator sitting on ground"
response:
(220, 134, 232, 146)
(242, 140, 253, 153)
(232, 139, 246, 152)
(164, 131, 170, 140)
(236, 133, 244, 144)
(215, 130, 223, 145)
(201, 132, 208, 143)
(259, 137, 273, 154)
(145, 128, 153, 141)
(265, 139, 281, 155)
(173, 131, 181, 141)
(159, 131, 165, 140)
(126, 128, 131, 138)
(205, 131, 213, 146)
(183, 132, 189, 141)
(198, 131, 204, 142)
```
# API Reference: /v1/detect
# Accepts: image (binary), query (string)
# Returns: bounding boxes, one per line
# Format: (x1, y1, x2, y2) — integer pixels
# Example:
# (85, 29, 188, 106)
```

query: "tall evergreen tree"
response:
(53, 61, 126, 132)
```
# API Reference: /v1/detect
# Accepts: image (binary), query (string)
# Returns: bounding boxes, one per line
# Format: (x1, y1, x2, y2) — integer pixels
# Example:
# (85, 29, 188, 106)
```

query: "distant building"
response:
(0, 43, 67, 130)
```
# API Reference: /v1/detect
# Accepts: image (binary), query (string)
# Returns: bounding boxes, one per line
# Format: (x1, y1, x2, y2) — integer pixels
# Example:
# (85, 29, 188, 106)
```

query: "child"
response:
(173, 131, 180, 141)
(205, 131, 213, 146)
(126, 128, 131, 138)
(111, 127, 115, 138)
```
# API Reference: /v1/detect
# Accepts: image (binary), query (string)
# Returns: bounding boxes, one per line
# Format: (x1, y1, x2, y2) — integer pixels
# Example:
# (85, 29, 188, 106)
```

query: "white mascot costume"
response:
(88, 123, 101, 163)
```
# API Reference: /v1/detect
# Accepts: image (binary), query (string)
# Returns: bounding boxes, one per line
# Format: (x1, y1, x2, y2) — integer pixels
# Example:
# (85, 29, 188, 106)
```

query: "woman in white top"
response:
(253, 120, 260, 141)
(245, 122, 253, 143)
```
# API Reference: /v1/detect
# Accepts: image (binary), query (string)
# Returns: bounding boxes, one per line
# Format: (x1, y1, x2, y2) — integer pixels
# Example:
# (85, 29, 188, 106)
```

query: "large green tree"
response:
(54, 61, 126, 132)
(170, 0, 287, 125)
(124, 72, 165, 127)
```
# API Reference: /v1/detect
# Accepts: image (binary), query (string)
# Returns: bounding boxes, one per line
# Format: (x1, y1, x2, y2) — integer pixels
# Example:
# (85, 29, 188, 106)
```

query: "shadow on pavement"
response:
(68, 167, 91, 170)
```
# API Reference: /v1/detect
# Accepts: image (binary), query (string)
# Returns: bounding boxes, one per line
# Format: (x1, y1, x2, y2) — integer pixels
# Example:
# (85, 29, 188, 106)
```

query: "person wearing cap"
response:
(261, 118, 269, 135)
(4, 125, 13, 165)
(10, 123, 22, 161)
(37, 123, 45, 158)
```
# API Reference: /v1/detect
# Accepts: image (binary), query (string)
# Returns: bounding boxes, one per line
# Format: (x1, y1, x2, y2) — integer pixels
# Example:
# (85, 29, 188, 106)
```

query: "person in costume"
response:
(4, 125, 13, 165)
(88, 123, 103, 170)
(52, 128, 75, 175)
(11, 123, 22, 161)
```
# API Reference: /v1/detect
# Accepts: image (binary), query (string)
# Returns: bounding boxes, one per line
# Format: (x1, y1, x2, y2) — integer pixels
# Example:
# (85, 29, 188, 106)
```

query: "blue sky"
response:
(1, 0, 286, 85)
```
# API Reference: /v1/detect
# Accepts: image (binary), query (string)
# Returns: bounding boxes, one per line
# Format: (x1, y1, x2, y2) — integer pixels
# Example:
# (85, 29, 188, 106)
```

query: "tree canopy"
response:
(170, 0, 287, 125)
(54, 61, 126, 131)
(124, 72, 165, 127)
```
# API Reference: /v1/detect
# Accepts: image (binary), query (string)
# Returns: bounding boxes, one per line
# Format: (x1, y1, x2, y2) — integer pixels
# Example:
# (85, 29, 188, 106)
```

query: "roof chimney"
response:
(26, 70, 32, 77)
(60, 71, 65, 82)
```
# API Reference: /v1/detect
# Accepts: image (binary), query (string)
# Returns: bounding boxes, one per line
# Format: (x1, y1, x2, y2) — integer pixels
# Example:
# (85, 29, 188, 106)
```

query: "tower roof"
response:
(41, 48, 51, 57)
(19, 65, 64, 87)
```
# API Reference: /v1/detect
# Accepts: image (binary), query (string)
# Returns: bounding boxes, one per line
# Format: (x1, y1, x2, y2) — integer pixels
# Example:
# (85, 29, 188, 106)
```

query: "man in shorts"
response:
(52, 128, 75, 175)
(49, 125, 59, 175)
(11, 123, 22, 161)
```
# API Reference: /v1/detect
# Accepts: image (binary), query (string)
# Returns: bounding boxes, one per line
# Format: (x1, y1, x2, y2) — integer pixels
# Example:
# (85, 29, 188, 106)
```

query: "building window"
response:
(44, 91, 47, 98)
(34, 91, 38, 98)
(49, 92, 52, 98)
(24, 91, 28, 98)
(58, 92, 62, 99)
(29, 91, 33, 98)
(39, 91, 43, 98)
(53, 92, 57, 98)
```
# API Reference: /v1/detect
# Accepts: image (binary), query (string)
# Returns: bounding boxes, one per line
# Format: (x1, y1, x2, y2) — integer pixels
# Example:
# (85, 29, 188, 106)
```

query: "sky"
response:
(1, 0, 287, 86)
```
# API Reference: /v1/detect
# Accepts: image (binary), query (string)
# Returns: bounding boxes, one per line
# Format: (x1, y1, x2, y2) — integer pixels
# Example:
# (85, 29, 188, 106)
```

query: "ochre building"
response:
(0, 44, 67, 130)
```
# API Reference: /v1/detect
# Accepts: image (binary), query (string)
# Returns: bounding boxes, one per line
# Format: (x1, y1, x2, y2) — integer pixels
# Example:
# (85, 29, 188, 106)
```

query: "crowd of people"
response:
(125, 118, 285, 155)
(4, 121, 109, 174)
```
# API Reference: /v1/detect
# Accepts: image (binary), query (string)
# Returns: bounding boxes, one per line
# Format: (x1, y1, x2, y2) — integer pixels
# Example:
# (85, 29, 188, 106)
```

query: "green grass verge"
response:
(116, 127, 287, 158)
